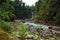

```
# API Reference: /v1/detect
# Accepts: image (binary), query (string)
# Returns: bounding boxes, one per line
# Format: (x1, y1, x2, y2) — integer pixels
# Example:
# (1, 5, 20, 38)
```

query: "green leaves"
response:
(0, 20, 14, 33)
(0, 0, 15, 21)
(35, 0, 60, 25)
(19, 23, 27, 38)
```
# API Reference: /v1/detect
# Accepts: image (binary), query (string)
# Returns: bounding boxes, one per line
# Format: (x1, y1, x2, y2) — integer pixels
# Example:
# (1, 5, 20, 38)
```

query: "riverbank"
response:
(12, 20, 60, 40)
(8, 19, 60, 40)
(34, 20, 60, 31)
(14, 19, 60, 31)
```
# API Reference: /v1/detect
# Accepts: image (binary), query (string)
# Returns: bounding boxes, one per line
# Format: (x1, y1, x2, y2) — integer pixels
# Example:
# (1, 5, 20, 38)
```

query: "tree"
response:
(0, 0, 15, 21)
(10, 0, 32, 19)
(35, 0, 60, 25)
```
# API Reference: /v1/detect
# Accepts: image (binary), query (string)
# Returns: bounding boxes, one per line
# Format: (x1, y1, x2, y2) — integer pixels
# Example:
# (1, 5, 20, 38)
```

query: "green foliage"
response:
(0, 28, 13, 40)
(34, 15, 40, 23)
(0, 20, 14, 33)
(11, 32, 16, 37)
(10, 0, 32, 19)
(19, 23, 27, 40)
(35, 0, 60, 25)
(0, 0, 15, 21)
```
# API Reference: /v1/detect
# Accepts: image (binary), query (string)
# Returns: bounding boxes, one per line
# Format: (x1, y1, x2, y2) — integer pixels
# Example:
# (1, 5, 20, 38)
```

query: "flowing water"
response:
(24, 22, 49, 31)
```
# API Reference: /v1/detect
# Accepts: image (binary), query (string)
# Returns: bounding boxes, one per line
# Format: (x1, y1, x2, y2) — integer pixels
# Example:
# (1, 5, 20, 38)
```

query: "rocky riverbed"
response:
(11, 20, 60, 40)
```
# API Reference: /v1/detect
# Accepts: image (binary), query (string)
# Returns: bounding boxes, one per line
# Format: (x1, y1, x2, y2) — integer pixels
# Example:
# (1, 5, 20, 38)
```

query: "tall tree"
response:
(10, 0, 32, 19)
(35, 0, 60, 24)
(0, 0, 15, 21)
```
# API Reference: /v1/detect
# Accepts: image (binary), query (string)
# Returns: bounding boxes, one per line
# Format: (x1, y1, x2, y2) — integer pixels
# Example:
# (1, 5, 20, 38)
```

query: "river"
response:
(24, 21, 49, 31)
(14, 19, 60, 33)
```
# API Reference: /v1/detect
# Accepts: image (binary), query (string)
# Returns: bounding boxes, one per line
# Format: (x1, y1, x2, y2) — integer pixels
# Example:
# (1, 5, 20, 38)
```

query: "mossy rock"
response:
(0, 28, 13, 40)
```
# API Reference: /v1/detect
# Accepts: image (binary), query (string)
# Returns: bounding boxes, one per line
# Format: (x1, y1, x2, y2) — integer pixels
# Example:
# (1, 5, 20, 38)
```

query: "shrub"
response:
(19, 23, 27, 40)
(0, 28, 12, 40)
(0, 20, 14, 33)
(34, 15, 40, 23)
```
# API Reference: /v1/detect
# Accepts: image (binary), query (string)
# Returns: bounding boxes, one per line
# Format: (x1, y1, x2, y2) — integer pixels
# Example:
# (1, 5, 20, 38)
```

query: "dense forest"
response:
(0, 0, 15, 21)
(10, 0, 33, 19)
(0, 0, 33, 21)
(34, 0, 60, 25)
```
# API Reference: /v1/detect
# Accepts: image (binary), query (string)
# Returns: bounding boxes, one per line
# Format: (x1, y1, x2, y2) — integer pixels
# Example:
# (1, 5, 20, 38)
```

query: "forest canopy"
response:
(34, 0, 60, 25)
